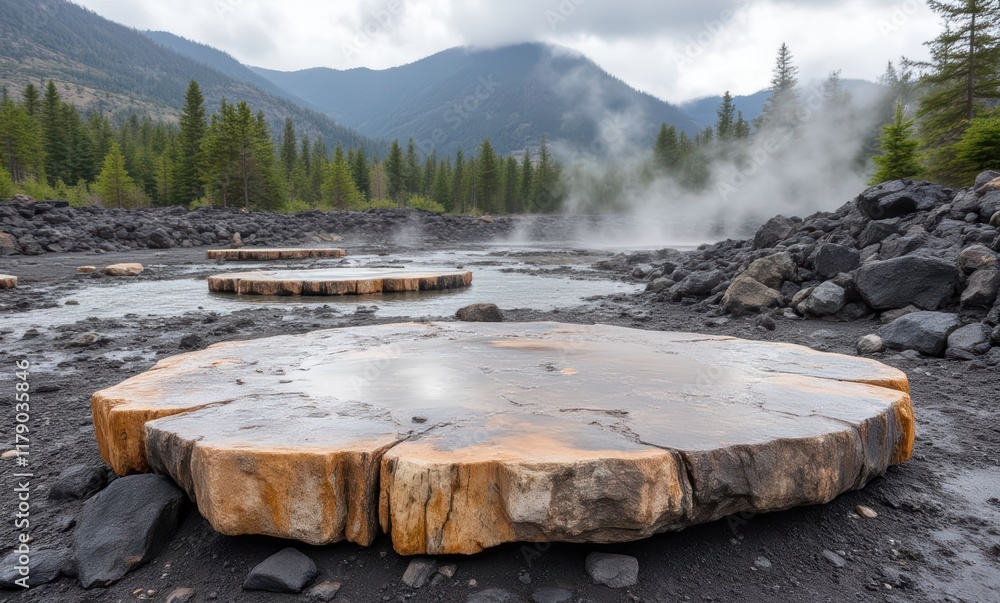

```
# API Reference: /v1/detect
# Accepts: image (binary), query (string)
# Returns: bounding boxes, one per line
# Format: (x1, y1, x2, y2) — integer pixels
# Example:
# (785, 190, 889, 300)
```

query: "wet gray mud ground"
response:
(0, 243, 998, 603)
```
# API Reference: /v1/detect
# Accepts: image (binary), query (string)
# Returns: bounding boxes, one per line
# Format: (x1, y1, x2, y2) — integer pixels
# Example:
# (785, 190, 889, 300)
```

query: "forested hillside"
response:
(0, 0, 379, 153)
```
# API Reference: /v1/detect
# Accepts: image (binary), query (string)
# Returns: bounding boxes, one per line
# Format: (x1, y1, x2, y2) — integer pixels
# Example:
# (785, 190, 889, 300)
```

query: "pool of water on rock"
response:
(4, 247, 643, 336)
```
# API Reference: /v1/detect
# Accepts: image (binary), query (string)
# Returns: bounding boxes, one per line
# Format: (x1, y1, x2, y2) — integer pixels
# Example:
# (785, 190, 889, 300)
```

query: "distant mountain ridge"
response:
(0, 0, 380, 152)
(249, 43, 702, 155)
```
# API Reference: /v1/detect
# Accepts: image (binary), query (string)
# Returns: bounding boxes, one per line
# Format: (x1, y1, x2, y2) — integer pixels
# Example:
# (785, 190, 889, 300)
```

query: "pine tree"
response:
(176, 81, 207, 205)
(870, 102, 922, 184)
(385, 140, 405, 204)
(452, 149, 465, 213)
(280, 117, 297, 200)
(22, 84, 39, 118)
(432, 158, 452, 210)
(322, 146, 364, 209)
(756, 43, 801, 131)
(405, 138, 421, 198)
(476, 139, 499, 213)
(0, 162, 11, 200)
(531, 136, 561, 212)
(716, 91, 736, 140)
(734, 111, 751, 139)
(653, 124, 680, 173)
(95, 141, 135, 209)
(0, 96, 45, 182)
(503, 155, 519, 213)
(351, 146, 371, 200)
(916, 0, 1000, 183)
(41, 80, 67, 184)
(519, 151, 533, 206)
(954, 110, 1000, 181)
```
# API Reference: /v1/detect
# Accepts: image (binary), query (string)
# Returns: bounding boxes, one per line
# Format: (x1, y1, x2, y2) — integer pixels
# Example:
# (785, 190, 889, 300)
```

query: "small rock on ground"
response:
(73, 474, 186, 588)
(164, 587, 196, 603)
(585, 552, 639, 588)
(305, 581, 342, 602)
(243, 548, 317, 593)
(402, 557, 438, 588)
(0, 548, 72, 588)
(856, 505, 879, 519)
(456, 303, 504, 322)
(822, 550, 848, 568)
(48, 463, 109, 501)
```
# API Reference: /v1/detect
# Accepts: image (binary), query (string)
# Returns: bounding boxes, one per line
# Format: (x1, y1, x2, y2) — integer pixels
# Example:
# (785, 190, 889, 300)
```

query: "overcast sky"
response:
(72, 0, 939, 104)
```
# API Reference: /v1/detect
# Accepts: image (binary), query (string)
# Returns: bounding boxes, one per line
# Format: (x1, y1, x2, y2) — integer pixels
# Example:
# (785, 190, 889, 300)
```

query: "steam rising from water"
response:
(545, 62, 886, 249)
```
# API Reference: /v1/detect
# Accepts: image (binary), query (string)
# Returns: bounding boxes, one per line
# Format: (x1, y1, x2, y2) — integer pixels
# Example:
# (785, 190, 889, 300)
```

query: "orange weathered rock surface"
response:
(0, 274, 17, 289)
(91, 323, 915, 555)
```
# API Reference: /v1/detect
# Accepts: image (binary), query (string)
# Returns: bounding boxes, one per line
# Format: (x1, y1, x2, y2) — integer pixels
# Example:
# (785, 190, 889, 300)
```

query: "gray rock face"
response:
(668, 269, 724, 299)
(813, 244, 860, 279)
(73, 474, 186, 588)
(0, 548, 72, 588)
(799, 282, 847, 317)
(958, 245, 998, 275)
(879, 312, 963, 356)
(752, 216, 797, 250)
(879, 232, 930, 259)
(722, 274, 783, 316)
(856, 256, 959, 310)
(857, 220, 900, 249)
(946, 323, 993, 359)
(243, 548, 318, 593)
(975, 170, 1000, 190)
(857, 180, 950, 220)
(980, 192, 1000, 222)
(585, 553, 639, 588)
(147, 229, 176, 249)
(48, 464, 109, 501)
(961, 270, 1000, 311)
(456, 304, 504, 322)
(747, 252, 797, 289)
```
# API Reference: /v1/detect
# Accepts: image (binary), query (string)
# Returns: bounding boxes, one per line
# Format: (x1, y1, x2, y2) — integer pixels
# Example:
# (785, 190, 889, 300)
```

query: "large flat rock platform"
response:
(91, 322, 914, 555)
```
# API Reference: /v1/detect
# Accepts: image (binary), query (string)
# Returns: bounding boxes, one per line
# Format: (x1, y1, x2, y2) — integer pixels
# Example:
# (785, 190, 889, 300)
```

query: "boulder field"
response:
(607, 172, 1000, 360)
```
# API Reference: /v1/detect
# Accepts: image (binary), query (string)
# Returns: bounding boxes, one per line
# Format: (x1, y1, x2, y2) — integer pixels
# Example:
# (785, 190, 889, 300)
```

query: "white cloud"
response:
(71, 0, 938, 102)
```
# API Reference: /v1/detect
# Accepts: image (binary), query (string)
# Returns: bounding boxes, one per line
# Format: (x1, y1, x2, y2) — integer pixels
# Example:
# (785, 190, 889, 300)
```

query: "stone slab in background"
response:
(208, 268, 472, 296)
(103, 263, 144, 277)
(0, 274, 16, 289)
(91, 323, 914, 556)
(207, 248, 346, 261)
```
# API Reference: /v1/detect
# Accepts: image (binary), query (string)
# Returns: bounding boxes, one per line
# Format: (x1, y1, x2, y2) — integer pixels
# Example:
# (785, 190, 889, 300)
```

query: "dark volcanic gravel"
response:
(0, 240, 998, 603)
